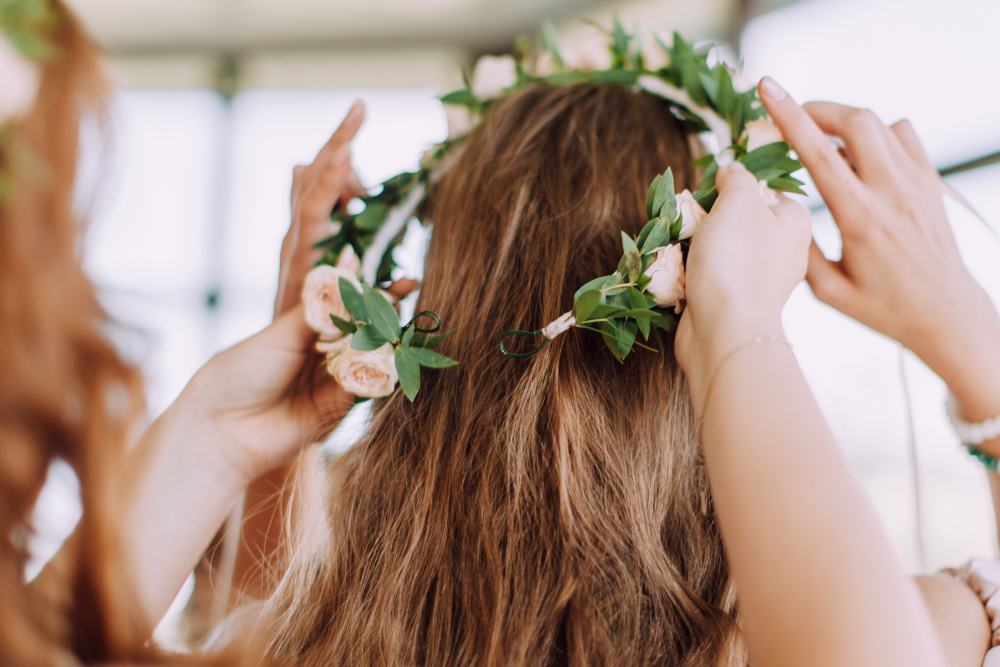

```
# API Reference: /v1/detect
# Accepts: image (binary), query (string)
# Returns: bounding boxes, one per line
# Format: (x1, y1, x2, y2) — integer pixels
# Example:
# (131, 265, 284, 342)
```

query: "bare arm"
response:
(676, 110, 946, 667)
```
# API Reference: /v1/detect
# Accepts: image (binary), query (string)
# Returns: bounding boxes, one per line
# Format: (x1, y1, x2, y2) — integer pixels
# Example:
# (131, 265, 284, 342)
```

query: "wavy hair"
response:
(0, 3, 212, 664)
(251, 83, 745, 666)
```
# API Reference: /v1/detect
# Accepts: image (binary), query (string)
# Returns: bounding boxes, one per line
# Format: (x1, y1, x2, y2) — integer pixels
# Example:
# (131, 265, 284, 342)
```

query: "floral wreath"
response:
(302, 19, 804, 401)
(0, 0, 56, 201)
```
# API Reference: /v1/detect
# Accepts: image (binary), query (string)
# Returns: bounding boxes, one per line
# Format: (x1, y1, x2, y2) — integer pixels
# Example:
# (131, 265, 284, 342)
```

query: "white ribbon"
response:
(360, 182, 426, 285)
(541, 311, 576, 340)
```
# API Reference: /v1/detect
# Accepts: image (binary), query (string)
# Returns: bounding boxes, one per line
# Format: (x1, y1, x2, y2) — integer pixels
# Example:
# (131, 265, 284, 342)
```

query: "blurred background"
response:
(30, 0, 1000, 625)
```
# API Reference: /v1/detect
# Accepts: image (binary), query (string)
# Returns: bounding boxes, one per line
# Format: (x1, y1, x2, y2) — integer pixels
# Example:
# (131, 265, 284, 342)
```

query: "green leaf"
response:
(540, 22, 564, 69)
(574, 289, 602, 322)
(599, 321, 624, 362)
(640, 217, 669, 254)
(650, 326, 666, 363)
(629, 288, 651, 339)
(339, 277, 368, 322)
(401, 325, 415, 347)
(414, 347, 458, 368)
(411, 329, 455, 348)
(439, 89, 477, 106)
(395, 346, 420, 401)
(362, 284, 402, 343)
(574, 275, 613, 302)
(590, 304, 627, 320)
(621, 232, 642, 282)
(669, 216, 684, 242)
(355, 201, 388, 231)
(587, 69, 639, 85)
(618, 318, 638, 359)
(652, 168, 674, 222)
(330, 314, 358, 336)
(645, 174, 662, 219)
(352, 325, 388, 351)
(636, 216, 658, 250)
(741, 141, 792, 173)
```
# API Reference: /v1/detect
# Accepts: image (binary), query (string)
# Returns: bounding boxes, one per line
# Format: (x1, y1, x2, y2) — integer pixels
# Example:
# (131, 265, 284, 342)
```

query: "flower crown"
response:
(302, 19, 804, 401)
(0, 0, 56, 201)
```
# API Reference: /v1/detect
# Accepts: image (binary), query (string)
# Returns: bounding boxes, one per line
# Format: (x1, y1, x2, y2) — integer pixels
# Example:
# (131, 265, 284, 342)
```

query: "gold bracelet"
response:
(696, 335, 793, 438)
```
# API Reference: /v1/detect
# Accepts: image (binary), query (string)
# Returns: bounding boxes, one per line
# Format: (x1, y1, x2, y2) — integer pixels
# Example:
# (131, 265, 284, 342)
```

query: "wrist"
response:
(167, 382, 255, 495)
(684, 309, 785, 397)
(912, 288, 1000, 422)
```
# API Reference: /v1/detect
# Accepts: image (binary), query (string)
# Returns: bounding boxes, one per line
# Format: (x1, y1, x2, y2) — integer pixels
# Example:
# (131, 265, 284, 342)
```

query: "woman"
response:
(202, 80, 993, 665)
(0, 1, 357, 662)
(1, 4, 992, 666)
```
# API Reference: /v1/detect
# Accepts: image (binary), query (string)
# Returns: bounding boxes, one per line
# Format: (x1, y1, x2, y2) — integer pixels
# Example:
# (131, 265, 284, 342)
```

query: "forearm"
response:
(694, 326, 945, 667)
(122, 390, 249, 628)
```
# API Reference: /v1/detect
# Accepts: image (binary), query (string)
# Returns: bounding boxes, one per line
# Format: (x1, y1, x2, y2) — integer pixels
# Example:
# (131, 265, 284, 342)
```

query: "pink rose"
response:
(641, 33, 670, 71)
(326, 342, 398, 398)
(302, 265, 361, 341)
(565, 33, 614, 71)
(745, 118, 785, 152)
(675, 190, 707, 240)
(644, 244, 686, 313)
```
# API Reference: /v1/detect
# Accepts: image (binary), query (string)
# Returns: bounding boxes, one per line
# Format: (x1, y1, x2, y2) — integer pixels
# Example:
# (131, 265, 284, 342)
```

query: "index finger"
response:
(758, 77, 861, 209)
(302, 100, 366, 194)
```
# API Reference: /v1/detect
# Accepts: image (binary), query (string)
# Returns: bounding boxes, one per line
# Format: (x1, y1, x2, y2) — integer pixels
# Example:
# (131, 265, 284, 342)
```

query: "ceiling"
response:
(62, 0, 791, 89)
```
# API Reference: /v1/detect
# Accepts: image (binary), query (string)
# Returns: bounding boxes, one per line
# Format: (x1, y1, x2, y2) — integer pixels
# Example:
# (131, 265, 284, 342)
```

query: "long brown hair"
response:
(254, 83, 744, 665)
(0, 2, 153, 663)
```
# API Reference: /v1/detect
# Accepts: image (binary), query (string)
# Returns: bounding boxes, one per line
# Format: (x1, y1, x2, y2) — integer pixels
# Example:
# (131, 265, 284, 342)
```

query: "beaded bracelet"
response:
(946, 393, 1000, 470)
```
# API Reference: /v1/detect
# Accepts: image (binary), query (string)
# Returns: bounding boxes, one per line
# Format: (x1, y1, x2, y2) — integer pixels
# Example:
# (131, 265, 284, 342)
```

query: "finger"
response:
(387, 278, 419, 300)
(299, 155, 353, 241)
(290, 165, 307, 208)
(335, 245, 359, 271)
(889, 119, 935, 171)
(301, 100, 365, 194)
(800, 101, 900, 184)
(709, 162, 766, 218)
(804, 239, 854, 310)
(758, 78, 861, 207)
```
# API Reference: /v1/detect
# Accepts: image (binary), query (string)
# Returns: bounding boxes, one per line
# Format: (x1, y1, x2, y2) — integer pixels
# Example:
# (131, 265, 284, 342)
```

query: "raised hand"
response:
(675, 160, 811, 413)
(758, 76, 1000, 430)
(275, 100, 367, 318)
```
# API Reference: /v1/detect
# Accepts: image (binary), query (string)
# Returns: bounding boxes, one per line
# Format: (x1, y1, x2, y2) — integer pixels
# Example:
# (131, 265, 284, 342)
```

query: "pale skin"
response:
(113, 82, 999, 665)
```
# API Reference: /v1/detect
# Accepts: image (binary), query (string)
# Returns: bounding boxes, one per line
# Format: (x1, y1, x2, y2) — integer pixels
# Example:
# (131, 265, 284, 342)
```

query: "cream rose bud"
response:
(565, 33, 614, 71)
(302, 265, 361, 341)
(644, 244, 686, 314)
(445, 104, 475, 140)
(0, 35, 42, 124)
(327, 343, 398, 398)
(471, 55, 518, 100)
(675, 190, 707, 240)
(534, 52, 556, 77)
(641, 34, 670, 71)
(745, 118, 785, 153)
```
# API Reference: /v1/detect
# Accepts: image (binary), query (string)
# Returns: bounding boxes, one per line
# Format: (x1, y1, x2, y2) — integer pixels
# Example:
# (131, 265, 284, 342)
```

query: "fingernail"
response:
(332, 144, 351, 165)
(716, 148, 736, 167)
(760, 76, 787, 102)
(346, 99, 364, 121)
